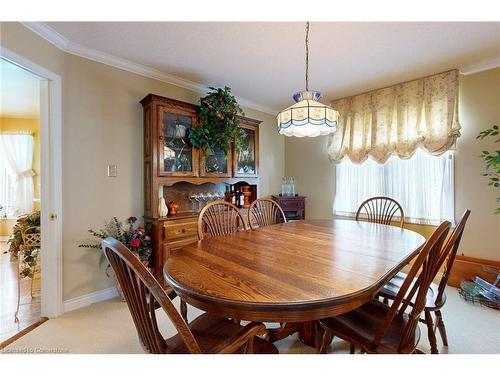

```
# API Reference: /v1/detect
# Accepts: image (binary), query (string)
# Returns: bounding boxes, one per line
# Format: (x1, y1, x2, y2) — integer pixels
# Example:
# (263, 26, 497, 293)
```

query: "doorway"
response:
(0, 47, 63, 345)
(0, 58, 44, 341)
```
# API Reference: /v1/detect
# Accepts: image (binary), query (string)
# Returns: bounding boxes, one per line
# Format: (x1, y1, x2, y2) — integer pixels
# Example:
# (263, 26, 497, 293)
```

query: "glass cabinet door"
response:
(234, 124, 258, 177)
(158, 108, 199, 177)
(200, 149, 232, 177)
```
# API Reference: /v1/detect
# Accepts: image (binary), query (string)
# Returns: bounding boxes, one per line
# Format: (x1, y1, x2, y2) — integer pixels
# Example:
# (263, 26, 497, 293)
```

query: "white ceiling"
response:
(0, 58, 40, 118)
(40, 22, 500, 112)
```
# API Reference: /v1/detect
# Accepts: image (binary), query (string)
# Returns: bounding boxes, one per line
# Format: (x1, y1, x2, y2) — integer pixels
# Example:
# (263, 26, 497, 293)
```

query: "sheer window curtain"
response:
(0, 134, 35, 215)
(333, 149, 455, 225)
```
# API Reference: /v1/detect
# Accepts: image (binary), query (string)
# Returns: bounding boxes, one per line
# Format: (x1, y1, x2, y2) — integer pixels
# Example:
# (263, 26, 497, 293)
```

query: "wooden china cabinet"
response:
(140, 94, 260, 285)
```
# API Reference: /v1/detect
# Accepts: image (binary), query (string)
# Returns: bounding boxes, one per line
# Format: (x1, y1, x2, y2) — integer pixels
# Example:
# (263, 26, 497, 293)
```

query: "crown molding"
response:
(21, 21, 70, 50)
(460, 56, 500, 75)
(20, 22, 277, 115)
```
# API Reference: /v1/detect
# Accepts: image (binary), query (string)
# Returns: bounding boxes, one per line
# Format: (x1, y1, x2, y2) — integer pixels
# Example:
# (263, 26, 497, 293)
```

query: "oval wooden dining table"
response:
(163, 219, 426, 346)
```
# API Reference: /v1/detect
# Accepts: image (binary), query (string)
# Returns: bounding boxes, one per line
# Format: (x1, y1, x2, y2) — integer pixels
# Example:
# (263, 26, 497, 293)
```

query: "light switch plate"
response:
(107, 165, 117, 177)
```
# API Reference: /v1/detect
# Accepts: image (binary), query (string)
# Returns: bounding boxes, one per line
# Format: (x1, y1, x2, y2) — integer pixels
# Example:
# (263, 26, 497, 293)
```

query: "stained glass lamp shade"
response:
(277, 90, 338, 137)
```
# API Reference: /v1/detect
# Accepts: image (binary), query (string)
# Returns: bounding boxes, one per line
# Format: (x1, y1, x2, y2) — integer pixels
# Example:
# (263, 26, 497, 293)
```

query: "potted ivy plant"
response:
(477, 125, 499, 213)
(188, 86, 245, 154)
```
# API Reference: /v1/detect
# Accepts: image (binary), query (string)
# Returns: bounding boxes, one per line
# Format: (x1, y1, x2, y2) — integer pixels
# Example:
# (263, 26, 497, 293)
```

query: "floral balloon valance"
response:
(327, 69, 461, 164)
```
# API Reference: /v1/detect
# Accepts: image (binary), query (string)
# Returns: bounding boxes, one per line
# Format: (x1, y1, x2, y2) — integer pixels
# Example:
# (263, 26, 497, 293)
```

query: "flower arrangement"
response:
(188, 86, 245, 154)
(477, 125, 499, 214)
(79, 216, 153, 274)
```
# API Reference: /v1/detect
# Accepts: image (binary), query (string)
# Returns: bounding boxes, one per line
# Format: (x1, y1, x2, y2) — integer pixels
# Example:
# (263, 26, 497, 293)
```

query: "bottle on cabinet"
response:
(281, 177, 296, 197)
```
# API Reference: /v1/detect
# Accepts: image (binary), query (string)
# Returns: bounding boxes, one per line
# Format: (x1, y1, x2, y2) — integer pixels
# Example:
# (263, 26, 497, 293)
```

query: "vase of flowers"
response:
(79, 216, 153, 300)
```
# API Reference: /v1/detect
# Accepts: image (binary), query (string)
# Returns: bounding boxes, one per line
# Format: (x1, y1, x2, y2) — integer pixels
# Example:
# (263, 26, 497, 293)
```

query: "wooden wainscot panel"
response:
(448, 255, 500, 287)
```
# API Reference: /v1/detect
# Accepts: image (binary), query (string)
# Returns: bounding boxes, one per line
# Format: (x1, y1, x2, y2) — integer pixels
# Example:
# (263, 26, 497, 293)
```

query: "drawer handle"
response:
(181, 228, 186, 233)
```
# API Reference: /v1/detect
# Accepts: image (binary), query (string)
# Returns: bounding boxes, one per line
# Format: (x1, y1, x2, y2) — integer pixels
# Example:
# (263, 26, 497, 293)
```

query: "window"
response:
(0, 156, 17, 218)
(0, 134, 35, 217)
(333, 149, 454, 225)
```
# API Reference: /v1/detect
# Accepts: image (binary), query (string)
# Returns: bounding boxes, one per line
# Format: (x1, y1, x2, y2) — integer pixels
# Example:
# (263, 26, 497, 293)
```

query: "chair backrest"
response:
(372, 221, 451, 352)
(248, 198, 287, 230)
(197, 201, 247, 240)
(102, 238, 202, 354)
(356, 196, 405, 228)
(435, 210, 471, 304)
(21, 226, 41, 247)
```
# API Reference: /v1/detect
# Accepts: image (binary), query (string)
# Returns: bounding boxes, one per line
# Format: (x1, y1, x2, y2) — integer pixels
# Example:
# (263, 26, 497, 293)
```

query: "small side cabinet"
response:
(272, 195, 306, 221)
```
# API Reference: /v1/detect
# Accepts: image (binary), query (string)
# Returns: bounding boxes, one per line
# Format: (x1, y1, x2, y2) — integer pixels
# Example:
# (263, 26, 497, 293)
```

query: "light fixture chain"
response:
(305, 21, 309, 91)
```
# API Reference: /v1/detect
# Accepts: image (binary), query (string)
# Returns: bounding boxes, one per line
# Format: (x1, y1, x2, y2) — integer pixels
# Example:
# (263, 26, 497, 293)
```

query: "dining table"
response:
(163, 219, 426, 346)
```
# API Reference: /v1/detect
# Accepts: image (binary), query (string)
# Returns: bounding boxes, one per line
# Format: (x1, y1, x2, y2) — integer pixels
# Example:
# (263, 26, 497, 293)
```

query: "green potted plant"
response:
(188, 86, 245, 154)
(477, 124, 499, 213)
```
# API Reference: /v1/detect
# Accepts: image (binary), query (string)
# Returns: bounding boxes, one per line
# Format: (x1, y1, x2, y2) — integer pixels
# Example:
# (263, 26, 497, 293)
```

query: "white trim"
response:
(0, 236, 9, 242)
(20, 22, 278, 115)
(460, 56, 500, 75)
(19, 21, 69, 51)
(63, 287, 119, 313)
(0, 46, 64, 318)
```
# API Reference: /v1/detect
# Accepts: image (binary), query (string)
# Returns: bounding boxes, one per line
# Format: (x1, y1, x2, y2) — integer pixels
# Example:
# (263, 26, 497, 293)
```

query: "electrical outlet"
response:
(107, 165, 117, 177)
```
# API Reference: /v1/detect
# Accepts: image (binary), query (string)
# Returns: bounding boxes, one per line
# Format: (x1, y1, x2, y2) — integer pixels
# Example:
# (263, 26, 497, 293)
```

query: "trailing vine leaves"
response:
(476, 124, 500, 214)
(188, 86, 245, 154)
(7, 211, 41, 278)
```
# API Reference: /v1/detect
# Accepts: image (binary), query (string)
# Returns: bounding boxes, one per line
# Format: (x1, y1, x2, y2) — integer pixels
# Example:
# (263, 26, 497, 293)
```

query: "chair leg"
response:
(317, 329, 333, 354)
(435, 310, 448, 346)
(30, 275, 35, 297)
(424, 310, 439, 354)
(15, 258, 21, 323)
(180, 299, 188, 323)
(244, 337, 254, 354)
(350, 343, 356, 354)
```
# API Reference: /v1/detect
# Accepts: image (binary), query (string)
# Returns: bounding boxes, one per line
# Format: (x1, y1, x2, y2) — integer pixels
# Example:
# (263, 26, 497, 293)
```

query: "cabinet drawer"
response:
(164, 237, 198, 260)
(164, 221, 198, 240)
(279, 199, 305, 211)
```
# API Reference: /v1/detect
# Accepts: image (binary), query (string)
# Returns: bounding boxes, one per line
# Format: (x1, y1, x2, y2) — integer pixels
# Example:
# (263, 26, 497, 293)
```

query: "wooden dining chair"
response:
(248, 198, 287, 230)
(197, 201, 247, 240)
(102, 237, 277, 354)
(316, 221, 451, 354)
(378, 209, 471, 353)
(356, 196, 405, 228)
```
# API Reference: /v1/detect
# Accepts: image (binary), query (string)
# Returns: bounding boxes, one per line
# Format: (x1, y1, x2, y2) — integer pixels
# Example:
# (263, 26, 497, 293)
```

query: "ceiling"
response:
(0, 58, 41, 118)
(40, 22, 500, 112)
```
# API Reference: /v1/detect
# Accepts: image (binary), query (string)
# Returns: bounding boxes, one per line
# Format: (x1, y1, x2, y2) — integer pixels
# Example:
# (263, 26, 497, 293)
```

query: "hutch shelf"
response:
(140, 94, 260, 285)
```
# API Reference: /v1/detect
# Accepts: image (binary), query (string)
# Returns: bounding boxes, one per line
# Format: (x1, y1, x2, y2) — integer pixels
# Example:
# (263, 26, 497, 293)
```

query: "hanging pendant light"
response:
(277, 22, 339, 137)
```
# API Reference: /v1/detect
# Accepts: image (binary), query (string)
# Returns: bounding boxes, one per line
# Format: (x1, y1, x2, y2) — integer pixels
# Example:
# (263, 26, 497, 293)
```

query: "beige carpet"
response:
(2, 286, 499, 354)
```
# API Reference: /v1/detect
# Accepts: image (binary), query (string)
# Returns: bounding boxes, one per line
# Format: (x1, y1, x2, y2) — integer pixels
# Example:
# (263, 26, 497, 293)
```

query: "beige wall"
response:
(0, 22, 284, 300)
(286, 68, 500, 261)
(285, 135, 336, 220)
(456, 68, 500, 260)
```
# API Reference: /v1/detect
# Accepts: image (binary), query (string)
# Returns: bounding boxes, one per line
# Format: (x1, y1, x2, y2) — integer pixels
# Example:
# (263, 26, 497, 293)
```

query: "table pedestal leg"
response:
(298, 321, 317, 347)
(267, 323, 300, 342)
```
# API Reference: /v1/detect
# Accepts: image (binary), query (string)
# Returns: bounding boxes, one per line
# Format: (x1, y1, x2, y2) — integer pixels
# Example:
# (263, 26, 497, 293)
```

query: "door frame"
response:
(0, 46, 64, 318)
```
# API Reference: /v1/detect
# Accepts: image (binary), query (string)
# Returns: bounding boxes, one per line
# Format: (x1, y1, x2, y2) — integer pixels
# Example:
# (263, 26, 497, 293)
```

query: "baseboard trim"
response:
(0, 236, 9, 242)
(63, 286, 119, 313)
